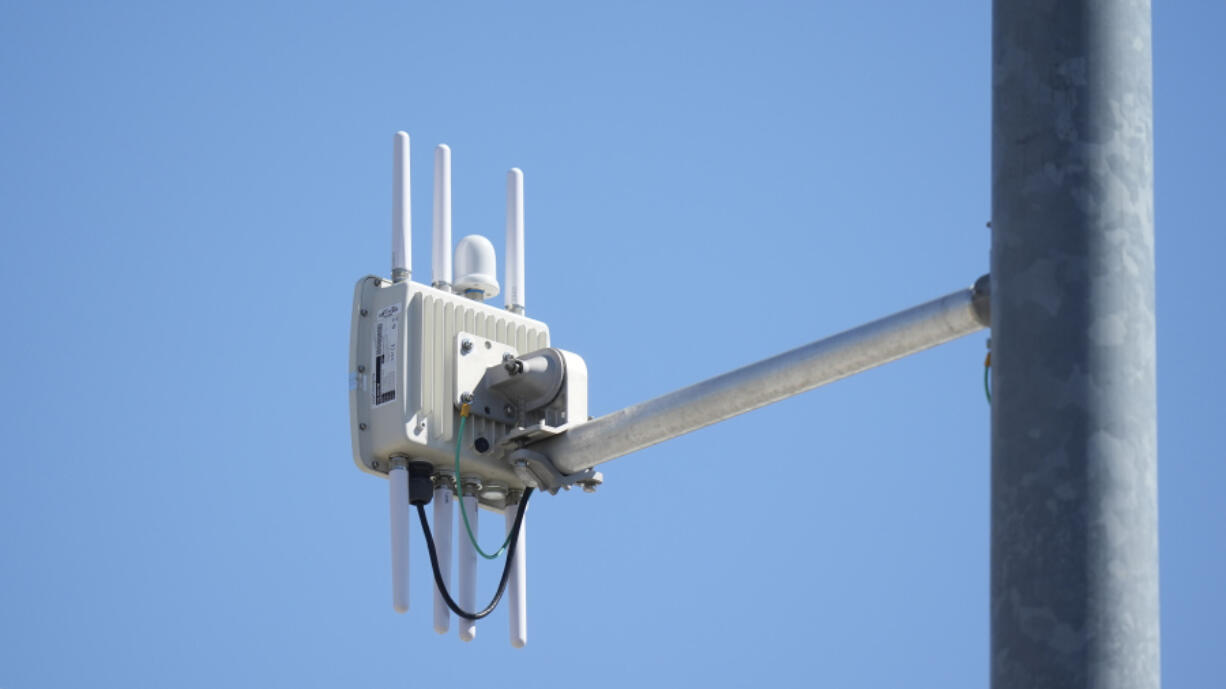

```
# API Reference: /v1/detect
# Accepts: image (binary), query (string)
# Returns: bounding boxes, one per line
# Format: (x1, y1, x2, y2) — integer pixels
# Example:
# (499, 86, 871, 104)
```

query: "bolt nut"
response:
(578, 472, 603, 493)
(460, 392, 474, 404)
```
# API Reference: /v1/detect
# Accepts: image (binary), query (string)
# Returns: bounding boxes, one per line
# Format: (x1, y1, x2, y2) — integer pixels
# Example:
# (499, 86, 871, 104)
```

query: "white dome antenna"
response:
(454, 235, 500, 301)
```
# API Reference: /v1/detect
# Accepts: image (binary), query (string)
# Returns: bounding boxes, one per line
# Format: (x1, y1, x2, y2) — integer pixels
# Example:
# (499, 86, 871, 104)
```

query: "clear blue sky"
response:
(2, 2, 1222, 687)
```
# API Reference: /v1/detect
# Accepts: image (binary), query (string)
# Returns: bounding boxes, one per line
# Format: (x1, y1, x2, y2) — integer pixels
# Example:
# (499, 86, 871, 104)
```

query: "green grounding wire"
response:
(455, 406, 516, 560)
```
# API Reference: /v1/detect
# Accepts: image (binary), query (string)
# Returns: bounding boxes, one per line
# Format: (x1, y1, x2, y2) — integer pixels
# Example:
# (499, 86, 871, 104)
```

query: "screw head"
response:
(460, 392, 474, 404)
(503, 404, 515, 416)
(461, 339, 473, 354)
(357, 365, 366, 373)
(359, 423, 367, 430)
(360, 308, 368, 317)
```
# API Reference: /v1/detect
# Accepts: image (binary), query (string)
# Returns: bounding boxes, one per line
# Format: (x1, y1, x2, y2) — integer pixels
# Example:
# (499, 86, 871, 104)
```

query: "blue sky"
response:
(1, 1, 1222, 687)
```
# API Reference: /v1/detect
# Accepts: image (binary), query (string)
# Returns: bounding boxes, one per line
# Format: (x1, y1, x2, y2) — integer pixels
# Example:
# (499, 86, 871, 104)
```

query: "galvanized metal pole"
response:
(990, 2, 1159, 688)
(542, 279, 989, 475)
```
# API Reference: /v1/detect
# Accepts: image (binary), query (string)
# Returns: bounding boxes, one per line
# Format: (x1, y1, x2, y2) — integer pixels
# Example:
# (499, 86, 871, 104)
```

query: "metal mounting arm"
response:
(531, 275, 991, 474)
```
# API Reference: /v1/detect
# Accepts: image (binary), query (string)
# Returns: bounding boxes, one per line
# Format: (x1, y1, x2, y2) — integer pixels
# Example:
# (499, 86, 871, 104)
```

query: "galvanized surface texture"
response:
(542, 283, 987, 474)
(990, 1, 1159, 686)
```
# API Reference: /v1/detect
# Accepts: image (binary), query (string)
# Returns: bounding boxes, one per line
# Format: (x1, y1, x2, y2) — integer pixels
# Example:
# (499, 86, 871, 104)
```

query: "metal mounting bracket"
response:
(453, 331, 520, 425)
(507, 447, 603, 495)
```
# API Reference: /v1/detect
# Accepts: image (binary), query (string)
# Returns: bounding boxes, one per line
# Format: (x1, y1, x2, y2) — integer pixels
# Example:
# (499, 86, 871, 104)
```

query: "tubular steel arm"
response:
(536, 275, 990, 475)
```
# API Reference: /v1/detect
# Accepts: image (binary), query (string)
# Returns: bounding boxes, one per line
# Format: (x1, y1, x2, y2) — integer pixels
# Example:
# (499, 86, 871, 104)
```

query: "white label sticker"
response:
(372, 303, 400, 407)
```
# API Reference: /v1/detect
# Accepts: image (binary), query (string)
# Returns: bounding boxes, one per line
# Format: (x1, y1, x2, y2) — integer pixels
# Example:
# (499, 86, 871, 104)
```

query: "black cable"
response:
(416, 487, 533, 621)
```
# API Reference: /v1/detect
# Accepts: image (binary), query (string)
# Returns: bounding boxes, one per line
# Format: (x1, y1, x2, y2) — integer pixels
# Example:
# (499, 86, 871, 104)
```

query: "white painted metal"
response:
(389, 464, 409, 613)
(505, 168, 525, 315)
(349, 277, 550, 491)
(432, 144, 453, 289)
(392, 132, 411, 283)
(454, 235, 500, 300)
(458, 493, 479, 641)
(432, 483, 454, 634)
(505, 500, 527, 648)
(539, 284, 989, 474)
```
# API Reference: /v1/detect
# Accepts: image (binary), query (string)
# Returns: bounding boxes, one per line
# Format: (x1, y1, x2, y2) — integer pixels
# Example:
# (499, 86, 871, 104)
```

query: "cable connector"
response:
(408, 460, 435, 506)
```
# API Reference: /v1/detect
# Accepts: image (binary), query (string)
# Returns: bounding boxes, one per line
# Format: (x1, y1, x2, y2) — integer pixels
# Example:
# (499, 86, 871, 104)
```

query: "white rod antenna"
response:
(432, 144, 453, 290)
(505, 495, 527, 648)
(392, 132, 411, 283)
(432, 478, 455, 634)
(505, 168, 525, 314)
(458, 486, 479, 641)
(388, 461, 410, 613)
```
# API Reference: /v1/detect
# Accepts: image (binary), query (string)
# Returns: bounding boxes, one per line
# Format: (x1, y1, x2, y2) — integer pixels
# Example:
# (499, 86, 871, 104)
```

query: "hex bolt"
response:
(461, 339, 473, 354)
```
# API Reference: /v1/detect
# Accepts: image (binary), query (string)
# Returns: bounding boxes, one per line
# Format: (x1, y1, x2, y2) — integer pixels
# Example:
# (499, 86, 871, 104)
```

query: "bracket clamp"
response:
(507, 448, 603, 495)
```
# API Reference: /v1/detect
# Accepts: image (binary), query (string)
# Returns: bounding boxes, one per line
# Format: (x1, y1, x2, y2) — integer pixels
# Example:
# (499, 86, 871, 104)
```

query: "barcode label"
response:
(372, 303, 400, 407)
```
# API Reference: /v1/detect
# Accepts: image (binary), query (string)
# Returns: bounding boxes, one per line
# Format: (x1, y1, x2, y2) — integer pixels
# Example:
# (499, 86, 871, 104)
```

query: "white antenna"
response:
(505, 168, 525, 315)
(389, 461, 410, 613)
(392, 132, 411, 283)
(432, 478, 454, 634)
(432, 144, 453, 290)
(454, 235, 500, 301)
(458, 484, 479, 641)
(505, 494, 527, 647)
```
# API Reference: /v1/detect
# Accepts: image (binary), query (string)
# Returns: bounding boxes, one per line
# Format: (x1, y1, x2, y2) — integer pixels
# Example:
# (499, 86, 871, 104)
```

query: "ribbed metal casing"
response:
(349, 276, 549, 495)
